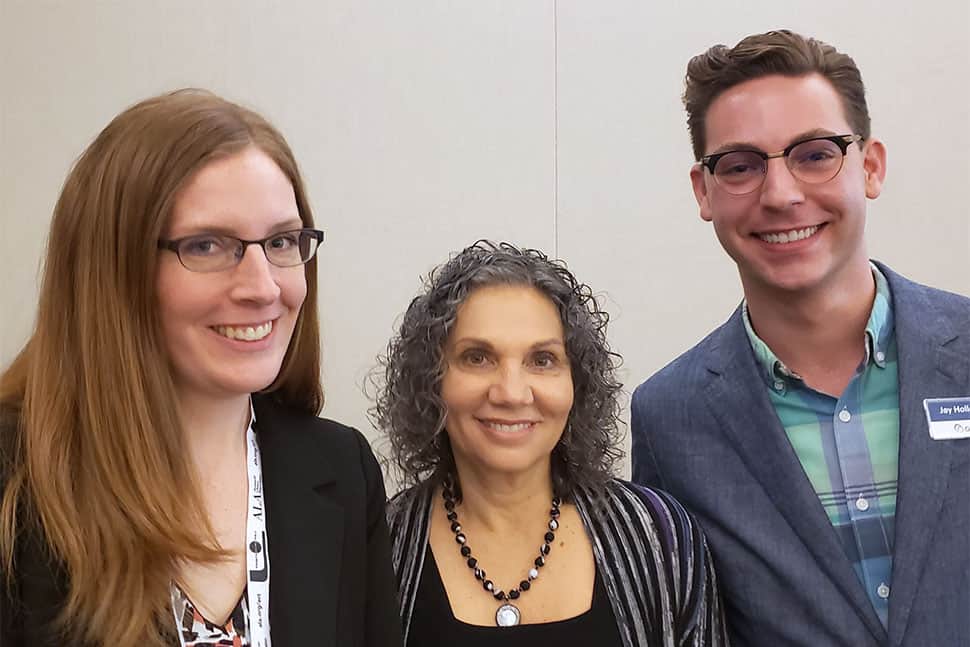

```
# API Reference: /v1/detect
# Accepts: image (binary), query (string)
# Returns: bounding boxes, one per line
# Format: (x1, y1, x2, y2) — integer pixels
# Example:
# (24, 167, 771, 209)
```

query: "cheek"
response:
(559, 388, 575, 418)
(543, 376, 575, 418)
(839, 183, 868, 217)
(441, 380, 480, 449)
(440, 373, 476, 417)
(710, 194, 754, 226)
(282, 271, 308, 310)
(708, 200, 757, 258)
(810, 182, 865, 222)
(157, 295, 206, 359)
(155, 266, 204, 345)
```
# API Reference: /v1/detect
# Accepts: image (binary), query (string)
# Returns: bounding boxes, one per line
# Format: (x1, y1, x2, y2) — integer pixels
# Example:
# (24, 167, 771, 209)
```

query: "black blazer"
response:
(0, 395, 403, 646)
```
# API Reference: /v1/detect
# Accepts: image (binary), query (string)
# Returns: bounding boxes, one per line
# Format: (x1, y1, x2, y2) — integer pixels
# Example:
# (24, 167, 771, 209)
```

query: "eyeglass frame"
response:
(699, 134, 865, 195)
(157, 227, 325, 273)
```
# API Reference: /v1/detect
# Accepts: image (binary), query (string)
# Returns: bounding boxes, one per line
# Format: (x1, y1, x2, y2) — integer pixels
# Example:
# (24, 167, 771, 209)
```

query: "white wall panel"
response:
(1, 2, 556, 462)
(2, 1, 966, 485)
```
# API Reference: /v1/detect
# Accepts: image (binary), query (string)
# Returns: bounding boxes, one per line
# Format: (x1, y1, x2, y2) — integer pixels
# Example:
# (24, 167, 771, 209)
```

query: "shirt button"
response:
(877, 583, 890, 599)
(875, 351, 886, 362)
(855, 497, 870, 511)
(839, 409, 852, 423)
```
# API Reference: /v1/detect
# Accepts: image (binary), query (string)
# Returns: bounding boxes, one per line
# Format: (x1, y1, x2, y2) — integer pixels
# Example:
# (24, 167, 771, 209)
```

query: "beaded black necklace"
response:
(441, 478, 561, 627)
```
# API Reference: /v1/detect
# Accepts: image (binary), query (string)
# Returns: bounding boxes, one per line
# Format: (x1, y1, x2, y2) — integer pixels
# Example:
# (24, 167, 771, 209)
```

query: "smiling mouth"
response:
(479, 420, 537, 433)
(756, 225, 821, 244)
(213, 320, 274, 341)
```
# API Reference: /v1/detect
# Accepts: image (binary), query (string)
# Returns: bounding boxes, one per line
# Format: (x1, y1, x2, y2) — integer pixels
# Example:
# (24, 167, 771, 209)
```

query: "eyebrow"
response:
(169, 216, 304, 239)
(708, 128, 840, 156)
(450, 337, 566, 351)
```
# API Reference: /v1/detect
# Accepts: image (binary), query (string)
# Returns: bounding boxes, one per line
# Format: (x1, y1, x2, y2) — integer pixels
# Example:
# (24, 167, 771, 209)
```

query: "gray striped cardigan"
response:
(387, 479, 729, 646)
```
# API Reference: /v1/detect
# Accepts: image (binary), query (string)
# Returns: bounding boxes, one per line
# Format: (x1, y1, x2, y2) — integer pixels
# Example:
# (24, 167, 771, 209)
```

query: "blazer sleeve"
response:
(630, 380, 669, 490)
(353, 430, 403, 647)
(0, 418, 22, 646)
(0, 529, 19, 645)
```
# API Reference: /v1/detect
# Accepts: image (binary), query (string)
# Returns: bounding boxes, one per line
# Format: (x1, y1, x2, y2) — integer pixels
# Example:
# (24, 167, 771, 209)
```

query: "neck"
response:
(743, 261, 876, 392)
(176, 389, 251, 475)
(450, 457, 555, 534)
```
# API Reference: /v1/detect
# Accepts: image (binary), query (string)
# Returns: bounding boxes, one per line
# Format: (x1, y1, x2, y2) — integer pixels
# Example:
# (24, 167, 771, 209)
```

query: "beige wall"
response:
(2, 0, 968, 487)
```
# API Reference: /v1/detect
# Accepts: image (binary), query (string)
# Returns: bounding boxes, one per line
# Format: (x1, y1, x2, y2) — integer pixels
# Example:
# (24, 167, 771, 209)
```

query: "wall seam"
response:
(553, 0, 559, 258)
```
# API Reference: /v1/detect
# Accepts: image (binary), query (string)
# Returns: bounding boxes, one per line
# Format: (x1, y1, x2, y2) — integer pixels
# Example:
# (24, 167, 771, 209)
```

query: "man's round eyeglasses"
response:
(700, 134, 864, 196)
(158, 228, 324, 273)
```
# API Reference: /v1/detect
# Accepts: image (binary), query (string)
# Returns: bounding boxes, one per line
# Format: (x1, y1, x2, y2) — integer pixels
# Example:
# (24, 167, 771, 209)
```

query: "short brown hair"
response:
(683, 29, 871, 160)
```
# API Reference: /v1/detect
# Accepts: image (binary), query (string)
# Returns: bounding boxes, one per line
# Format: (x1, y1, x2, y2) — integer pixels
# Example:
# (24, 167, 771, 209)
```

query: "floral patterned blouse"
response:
(172, 584, 250, 647)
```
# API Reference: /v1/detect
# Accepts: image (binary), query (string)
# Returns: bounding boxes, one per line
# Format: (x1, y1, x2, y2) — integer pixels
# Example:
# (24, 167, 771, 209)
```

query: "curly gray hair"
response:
(371, 240, 623, 498)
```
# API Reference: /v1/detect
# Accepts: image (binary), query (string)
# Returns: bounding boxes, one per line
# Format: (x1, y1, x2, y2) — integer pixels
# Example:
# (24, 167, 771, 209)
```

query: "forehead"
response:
(703, 73, 853, 153)
(451, 284, 564, 339)
(166, 146, 298, 236)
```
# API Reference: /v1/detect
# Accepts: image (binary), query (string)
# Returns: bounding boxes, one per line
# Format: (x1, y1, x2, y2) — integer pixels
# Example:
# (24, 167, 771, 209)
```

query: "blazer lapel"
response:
(254, 397, 344, 646)
(703, 310, 886, 642)
(880, 266, 968, 647)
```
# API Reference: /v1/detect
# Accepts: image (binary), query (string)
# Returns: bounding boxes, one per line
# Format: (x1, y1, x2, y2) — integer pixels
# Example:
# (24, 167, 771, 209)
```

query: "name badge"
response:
(923, 397, 970, 440)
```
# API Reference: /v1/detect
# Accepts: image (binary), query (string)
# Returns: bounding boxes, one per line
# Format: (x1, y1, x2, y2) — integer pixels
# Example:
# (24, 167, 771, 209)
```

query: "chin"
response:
(480, 452, 553, 478)
(741, 260, 827, 294)
(770, 267, 834, 293)
(205, 370, 284, 400)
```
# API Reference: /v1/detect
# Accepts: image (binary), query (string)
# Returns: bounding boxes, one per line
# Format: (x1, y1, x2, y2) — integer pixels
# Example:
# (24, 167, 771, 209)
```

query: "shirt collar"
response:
(742, 262, 895, 394)
(865, 263, 894, 368)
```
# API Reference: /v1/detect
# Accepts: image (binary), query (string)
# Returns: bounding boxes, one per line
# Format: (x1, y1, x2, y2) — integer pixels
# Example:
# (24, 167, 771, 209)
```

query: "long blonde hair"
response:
(0, 89, 323, 645)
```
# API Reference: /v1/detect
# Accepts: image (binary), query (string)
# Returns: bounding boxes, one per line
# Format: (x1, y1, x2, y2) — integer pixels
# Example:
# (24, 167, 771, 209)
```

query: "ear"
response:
(862, 138, 887, 199)
(690, 164, 714, 222)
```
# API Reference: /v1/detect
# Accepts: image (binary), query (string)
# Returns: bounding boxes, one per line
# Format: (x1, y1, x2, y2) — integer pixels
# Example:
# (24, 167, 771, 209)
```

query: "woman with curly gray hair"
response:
(375, 241, 727, 646)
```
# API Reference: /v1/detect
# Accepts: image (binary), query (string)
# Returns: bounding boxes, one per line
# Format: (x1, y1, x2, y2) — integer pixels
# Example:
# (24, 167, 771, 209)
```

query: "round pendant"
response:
(495, 603, 521, 627)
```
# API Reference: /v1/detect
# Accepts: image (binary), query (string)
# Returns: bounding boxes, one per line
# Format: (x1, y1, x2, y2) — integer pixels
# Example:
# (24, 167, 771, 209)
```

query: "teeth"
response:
(215, 321, 273, 341)
(484, 421, 533, 433)
(759, 225, 819, 244)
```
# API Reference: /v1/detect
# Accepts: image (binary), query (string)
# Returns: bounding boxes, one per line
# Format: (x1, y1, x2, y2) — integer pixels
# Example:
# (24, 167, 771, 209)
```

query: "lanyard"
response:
(244, 414, 272, 646)
(173, 409, 272, 646)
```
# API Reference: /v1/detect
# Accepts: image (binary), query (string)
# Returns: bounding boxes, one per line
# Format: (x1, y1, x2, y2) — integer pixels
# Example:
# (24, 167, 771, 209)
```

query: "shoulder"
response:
(0, 407, 20, 493)
(879, 262, 970, 314)
(579, 480, 699, 542)
(580, 480, 711, 586)
(252, 395, 386, 501)
(877, 262, 970, 346)
(0, 407, 16, 434)
(594, 479, 700, 534)
(253, 393, 372, 458)
(385, 481, 433, 581)
(386, 481, 432, 530)
(591, 482, 726, 642)
(0, 405, 18, 452)
(632, 309, 741, 409)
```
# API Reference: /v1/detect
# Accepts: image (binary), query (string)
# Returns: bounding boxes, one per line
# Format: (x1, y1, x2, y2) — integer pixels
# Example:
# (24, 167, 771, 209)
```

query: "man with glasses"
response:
(631, 30, 969, 647)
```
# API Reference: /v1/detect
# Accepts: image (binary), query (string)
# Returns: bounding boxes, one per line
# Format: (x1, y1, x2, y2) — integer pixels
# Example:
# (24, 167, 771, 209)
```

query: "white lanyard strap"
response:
(173, 409, 271, 646)
(245, 416, 272, 646)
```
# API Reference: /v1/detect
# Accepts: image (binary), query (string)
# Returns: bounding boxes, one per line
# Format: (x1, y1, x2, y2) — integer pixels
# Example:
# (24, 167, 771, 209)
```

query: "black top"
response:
(408, 545, 624, 647)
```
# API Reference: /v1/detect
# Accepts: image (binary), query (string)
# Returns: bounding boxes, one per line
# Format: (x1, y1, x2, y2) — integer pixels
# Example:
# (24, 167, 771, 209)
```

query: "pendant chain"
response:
(441, 476, 561, 626)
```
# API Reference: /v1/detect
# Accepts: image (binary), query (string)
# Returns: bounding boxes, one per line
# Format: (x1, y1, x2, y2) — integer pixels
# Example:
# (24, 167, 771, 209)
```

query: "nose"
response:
(230, 244, 281, 304)
(759, 157, 805, 211)
(488, 364, 535, 406)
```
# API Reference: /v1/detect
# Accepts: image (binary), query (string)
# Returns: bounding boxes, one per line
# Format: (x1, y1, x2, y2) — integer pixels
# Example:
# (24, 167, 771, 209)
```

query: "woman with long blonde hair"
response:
(0, 89, 400, 646)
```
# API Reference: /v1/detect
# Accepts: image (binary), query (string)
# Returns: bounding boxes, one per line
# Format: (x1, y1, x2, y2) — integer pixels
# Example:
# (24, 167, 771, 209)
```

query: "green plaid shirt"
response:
(742, 264, 899, 627)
